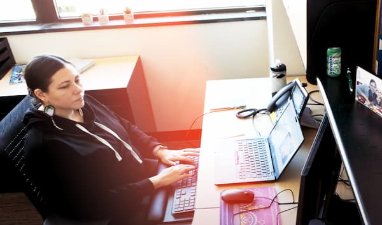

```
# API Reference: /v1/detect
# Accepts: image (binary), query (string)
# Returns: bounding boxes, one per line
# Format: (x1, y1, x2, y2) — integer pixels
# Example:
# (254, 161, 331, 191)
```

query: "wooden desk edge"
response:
(0, 55, 140, 97)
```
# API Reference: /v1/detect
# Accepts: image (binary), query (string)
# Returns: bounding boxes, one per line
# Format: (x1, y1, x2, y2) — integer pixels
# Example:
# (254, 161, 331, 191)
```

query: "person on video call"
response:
(22, 54, 199, 225)
(356, 79, 379, 106)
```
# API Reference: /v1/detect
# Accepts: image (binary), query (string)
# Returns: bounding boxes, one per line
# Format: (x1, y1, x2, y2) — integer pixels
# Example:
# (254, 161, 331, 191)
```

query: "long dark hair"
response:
(24, 55, 72, 96)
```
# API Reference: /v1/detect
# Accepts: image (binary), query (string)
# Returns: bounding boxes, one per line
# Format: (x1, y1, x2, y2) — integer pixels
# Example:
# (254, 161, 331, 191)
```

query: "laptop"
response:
(214, 100, 304, 185)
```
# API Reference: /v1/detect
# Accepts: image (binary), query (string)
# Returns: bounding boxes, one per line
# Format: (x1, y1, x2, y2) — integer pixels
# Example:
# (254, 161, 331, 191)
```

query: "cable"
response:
(231, 188, 298, 225)
(186, 111, 213, 133)
(184, 107, 250, 143)
(338, 166, 351, 187)
(337, 165, 352, 189)
(247, 109, 269, 137)
(338, 178, 351, 187)
(276, 206, 298, 225)
(311, 113, 324, 124)
(182, 111, 214, 147)
(236, 108, 267, 119)
(307, 90, 324, 106)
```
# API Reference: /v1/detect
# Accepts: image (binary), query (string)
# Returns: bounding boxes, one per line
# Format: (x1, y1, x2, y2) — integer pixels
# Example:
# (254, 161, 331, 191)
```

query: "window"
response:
(55, 0, 264, 18)
(0, 0, 264, 22)
(55, 0, 265, 18)
(0, 0, 35, 22)
(0, 0, 265, 34)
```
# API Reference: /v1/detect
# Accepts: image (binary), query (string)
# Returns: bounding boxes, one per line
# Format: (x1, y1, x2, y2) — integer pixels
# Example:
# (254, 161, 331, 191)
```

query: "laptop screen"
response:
(268, 100, 304, 178)
(291, 79, 309, 118)
(272, 79, 308, 123)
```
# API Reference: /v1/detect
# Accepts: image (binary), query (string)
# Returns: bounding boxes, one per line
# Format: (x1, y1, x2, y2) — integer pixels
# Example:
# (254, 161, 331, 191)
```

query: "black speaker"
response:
(306, 0, 377, 84)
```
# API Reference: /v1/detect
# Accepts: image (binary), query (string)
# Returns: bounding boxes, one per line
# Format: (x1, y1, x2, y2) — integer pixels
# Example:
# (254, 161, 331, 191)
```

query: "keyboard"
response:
(236, 139, 273, 179)
(171, 156, 199, 215)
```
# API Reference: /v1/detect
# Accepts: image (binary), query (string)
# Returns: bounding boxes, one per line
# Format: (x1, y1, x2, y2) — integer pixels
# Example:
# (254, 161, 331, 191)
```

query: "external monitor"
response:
(296, 116, 342, 225)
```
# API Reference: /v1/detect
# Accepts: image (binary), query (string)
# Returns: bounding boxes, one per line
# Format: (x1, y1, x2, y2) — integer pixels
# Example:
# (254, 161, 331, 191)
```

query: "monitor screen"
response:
(296, 116, 334, 225)
(291, 79, 308, 118)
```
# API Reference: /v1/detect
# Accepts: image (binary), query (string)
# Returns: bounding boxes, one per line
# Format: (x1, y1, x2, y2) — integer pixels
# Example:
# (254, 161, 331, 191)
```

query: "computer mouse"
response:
(221, 189, 255, 204)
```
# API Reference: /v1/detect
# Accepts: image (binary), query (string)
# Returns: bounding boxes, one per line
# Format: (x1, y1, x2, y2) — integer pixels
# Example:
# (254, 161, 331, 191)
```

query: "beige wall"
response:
(267, 0, 305, 75)
(6, 14, 304, 131)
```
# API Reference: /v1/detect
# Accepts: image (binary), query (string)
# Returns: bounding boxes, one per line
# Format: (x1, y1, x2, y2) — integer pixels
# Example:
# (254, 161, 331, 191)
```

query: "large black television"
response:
(306, 0, 378, 84)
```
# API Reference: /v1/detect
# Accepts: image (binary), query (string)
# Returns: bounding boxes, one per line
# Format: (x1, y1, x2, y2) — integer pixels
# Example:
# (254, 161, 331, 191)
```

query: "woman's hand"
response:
(154, 147, 200, 166)
(148, 164, 196, 189)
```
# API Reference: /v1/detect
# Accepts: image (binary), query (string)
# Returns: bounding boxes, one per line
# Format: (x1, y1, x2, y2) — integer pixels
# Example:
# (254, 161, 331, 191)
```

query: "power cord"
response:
(307, 90, 324, 106)
(183, 111, 215, 147)
(300, 90, 325, 127)
(235, 108, 268, 119)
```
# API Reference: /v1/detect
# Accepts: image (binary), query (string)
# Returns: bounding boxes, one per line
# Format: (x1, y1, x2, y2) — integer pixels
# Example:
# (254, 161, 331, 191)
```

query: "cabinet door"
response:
(85, 58, 156, 133)
(86, 88, 135, 123)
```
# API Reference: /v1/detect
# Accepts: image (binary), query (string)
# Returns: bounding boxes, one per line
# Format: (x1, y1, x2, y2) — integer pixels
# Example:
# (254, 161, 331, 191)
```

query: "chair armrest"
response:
(146, 162, 169, 222)
(43, 214, 109, 225)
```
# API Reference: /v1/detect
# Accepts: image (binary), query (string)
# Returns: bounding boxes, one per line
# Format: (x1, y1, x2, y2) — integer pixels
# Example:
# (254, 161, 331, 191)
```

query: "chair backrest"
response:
(0, 95, 48, 218)
(0, 95, 166, 224)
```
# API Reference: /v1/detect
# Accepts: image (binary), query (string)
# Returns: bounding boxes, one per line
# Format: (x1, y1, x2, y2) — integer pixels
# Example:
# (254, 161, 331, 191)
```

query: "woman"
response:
(22, 54, 199, 224)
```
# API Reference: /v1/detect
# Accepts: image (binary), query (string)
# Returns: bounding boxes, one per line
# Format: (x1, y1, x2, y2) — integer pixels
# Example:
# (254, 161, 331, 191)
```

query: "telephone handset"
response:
(236, 80, 298, 119)
(266, 80, 296, 113)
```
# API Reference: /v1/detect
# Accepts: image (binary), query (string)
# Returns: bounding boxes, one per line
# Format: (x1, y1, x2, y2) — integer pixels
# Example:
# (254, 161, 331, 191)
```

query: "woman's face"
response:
(36, 64, 85, 114)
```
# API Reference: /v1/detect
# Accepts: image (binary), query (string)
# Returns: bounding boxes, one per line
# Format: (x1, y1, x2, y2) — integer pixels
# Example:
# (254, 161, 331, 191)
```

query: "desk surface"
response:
(318, 75, 382, 225)
(192, 77, 320, 225)
(0, 55, 139, 97)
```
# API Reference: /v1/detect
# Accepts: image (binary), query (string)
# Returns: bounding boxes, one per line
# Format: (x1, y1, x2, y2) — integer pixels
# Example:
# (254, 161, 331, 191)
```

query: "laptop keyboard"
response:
(171, 156, 199, 215)
(236, 139, 273, 179)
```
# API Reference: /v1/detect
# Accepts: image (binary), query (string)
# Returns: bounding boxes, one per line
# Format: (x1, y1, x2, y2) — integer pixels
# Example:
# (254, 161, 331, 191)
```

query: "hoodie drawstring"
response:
(94, 122, 143, 164)
(76, 124, 122, 161)
(75, 122, 143, 164)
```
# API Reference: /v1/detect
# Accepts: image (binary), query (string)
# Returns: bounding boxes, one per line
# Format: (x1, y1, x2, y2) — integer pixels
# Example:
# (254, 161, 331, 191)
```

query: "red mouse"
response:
(221, 189, 255, 204)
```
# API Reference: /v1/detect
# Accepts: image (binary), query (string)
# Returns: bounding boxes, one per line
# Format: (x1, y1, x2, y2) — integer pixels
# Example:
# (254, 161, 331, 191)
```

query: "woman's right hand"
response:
(148, 164, 195, 189)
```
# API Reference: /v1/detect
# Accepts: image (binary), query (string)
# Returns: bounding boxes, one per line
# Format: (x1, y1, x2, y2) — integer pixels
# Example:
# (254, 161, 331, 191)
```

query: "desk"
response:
(192, 77, 319, 225)
(315, 75, 382, 225)
(0, 56, 156, 132)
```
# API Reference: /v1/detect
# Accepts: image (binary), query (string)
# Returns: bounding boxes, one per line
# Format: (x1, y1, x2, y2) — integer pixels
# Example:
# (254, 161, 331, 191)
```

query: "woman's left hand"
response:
(156, 148, 200, 166)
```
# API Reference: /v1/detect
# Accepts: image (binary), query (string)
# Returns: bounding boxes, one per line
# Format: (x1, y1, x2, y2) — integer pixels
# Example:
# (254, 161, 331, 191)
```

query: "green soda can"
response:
(327, 47, 341, 77)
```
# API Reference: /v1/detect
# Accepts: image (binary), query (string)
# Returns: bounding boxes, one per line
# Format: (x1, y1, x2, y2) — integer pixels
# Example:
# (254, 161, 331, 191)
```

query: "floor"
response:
(0, 140, 200, 225)
(0, 192, 42, 225)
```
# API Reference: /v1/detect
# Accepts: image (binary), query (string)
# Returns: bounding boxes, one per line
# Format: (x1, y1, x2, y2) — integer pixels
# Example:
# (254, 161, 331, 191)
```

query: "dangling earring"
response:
(44, 105, 63, 130)
(44, 105, 55, 116)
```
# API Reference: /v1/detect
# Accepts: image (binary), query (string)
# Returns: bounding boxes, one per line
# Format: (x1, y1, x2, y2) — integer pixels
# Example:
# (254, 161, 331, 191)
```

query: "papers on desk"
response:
(220, 186, 280, 225)
(207, 94, 247, 112)
(9, 64, 26, 85)
(69, 58, 95, 73)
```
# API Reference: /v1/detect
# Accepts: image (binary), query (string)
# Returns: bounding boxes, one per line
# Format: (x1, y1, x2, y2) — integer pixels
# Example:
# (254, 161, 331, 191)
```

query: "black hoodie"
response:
(23, 95, 161, 223)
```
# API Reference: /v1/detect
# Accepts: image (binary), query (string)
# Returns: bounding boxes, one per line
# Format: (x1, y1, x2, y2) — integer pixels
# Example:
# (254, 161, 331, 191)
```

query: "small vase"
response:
(123, 13, 134, 24)
(81, 13, 93, 25)
(98, 14, 109, 25)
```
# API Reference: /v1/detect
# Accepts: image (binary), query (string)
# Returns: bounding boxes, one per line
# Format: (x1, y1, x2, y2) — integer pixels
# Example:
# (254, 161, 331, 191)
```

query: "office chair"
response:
(0, 95, 167, 225)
